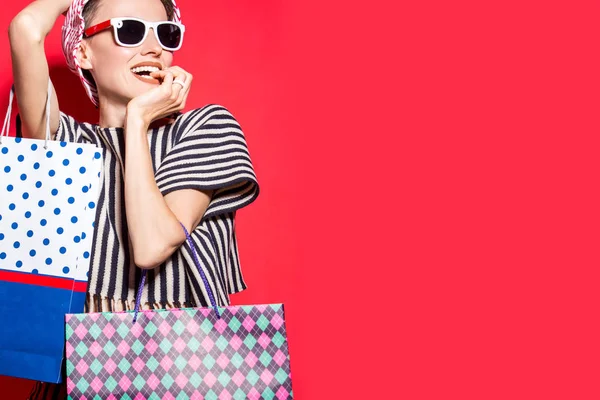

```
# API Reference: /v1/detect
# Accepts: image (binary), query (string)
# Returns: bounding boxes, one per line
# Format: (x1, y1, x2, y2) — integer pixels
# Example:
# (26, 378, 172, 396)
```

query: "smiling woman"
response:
(9, 0, 259, 398)
(64, 0, 181, 115)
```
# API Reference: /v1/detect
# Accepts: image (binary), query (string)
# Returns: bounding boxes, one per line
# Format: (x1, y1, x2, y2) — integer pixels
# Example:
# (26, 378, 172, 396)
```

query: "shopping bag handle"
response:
(0, 80, 53, 149)
(0, 87, 14, 144)
(133, 222, 222, 322)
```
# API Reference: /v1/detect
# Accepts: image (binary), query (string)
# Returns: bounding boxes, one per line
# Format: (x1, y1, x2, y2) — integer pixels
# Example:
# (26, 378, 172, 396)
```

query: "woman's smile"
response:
(130, 61, 163, 84)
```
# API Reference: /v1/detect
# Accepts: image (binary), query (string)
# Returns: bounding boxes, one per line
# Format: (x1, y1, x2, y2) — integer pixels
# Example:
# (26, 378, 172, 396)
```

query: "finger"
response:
(175, 84, 190, 111)
(171, 74, 188, 92)
(167, 66, 188, 78)
(174, 72, 191, 96)
(162, 71, 174, 93)
(177, 74, 192, 104)
(169, 76, 185, 100)
(170, 70, 189, 101)
(169, 68, 191, 101)
(165, 66, 187, 85)
(150, 70, 171, 84)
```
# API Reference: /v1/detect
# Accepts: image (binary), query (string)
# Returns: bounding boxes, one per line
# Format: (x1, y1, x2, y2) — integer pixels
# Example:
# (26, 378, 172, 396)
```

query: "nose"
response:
(140, 27, 163, 56)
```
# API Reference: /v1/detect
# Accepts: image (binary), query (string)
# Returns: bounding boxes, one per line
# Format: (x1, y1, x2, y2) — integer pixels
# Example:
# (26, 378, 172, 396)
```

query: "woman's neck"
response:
(98, 101, 128, 129)
(97, 97, 173, 130)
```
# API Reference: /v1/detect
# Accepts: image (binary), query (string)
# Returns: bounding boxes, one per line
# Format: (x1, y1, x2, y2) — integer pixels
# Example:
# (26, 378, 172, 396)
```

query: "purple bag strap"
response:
(133, 270, 147, 323)
(133, 222, 222, 322)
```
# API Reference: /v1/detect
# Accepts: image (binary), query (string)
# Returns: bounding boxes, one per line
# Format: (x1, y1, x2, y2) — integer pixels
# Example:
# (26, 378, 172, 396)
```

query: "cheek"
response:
(92, 44, 137, 78)
(92, 36, 132, 64)
(162, 53, 174, 67)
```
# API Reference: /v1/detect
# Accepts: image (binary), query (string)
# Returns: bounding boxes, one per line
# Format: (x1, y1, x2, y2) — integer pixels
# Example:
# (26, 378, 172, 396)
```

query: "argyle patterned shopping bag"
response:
(65, 225, 293, 399)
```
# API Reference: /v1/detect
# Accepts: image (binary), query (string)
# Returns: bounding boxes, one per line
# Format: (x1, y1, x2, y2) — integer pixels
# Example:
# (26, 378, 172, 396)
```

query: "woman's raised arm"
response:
(9, 0, 71, 139)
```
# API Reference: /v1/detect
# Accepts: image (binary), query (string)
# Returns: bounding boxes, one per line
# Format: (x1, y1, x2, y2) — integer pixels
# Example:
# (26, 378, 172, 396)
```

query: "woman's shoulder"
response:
(57, 111, 96, 130)
(174, 104, 240, 128)
(55, 111, 97, 143)
(166, 105, 244, 144)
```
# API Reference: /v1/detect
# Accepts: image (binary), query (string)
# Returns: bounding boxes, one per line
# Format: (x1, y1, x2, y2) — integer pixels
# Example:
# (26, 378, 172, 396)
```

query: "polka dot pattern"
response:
(0, 137, 102, 281)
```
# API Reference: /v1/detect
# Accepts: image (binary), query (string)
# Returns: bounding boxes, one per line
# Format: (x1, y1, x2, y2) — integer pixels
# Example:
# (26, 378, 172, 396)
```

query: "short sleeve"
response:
(55, 111, 82, 143)
(16, 111, 81, 142)
(155, 105, 259, 219)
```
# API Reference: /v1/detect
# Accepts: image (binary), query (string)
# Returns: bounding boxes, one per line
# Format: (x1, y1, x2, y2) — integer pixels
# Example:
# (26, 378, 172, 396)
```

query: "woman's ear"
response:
(76, 41, 93, 71)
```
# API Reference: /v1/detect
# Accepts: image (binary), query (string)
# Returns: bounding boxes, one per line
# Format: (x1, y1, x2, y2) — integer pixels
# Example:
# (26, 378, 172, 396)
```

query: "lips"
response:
(130, 62, 163, 84)
(132, 73, 160, 84)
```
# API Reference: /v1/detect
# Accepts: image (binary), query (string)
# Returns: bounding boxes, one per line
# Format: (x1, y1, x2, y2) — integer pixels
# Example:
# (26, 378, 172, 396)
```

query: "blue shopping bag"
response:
(0, 83, 102, 383)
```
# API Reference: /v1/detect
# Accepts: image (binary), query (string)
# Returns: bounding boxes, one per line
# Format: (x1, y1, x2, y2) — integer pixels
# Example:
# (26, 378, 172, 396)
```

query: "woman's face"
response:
(81, 0, 174, 106)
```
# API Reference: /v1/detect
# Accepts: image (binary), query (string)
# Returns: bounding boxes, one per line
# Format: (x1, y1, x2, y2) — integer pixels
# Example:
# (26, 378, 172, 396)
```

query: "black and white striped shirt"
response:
(27, 104, 259, 400)
(55, 104, 259, 312)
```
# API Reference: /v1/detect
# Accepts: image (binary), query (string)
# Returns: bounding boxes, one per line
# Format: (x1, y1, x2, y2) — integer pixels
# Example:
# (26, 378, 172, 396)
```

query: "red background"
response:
(2, 0, 600, 398)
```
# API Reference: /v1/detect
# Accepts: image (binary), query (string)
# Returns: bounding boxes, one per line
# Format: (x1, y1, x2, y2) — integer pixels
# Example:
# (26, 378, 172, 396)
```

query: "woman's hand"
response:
(126, 66, 193, 128)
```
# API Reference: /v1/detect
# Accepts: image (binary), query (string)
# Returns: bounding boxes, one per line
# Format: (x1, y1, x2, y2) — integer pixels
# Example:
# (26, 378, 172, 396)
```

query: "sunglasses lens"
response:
(117, 19, 146, 45)
(157, 23, 182, 49)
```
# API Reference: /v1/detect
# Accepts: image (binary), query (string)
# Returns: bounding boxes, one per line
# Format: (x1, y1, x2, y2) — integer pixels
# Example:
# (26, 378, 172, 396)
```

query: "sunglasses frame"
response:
(83, 17, 186, 51)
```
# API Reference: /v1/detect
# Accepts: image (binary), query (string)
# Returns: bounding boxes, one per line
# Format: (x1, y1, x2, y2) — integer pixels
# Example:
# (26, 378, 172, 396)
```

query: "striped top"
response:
(55, 104, 259, 312)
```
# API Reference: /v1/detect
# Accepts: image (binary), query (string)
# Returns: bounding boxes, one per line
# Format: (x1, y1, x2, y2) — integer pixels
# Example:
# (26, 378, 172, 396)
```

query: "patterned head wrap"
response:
(61, 0, 182, 107)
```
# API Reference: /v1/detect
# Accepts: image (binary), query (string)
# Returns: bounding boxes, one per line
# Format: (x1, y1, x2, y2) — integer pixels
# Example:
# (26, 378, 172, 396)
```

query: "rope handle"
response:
(133, 222, 222, 322)
(0, 81, 52, 149)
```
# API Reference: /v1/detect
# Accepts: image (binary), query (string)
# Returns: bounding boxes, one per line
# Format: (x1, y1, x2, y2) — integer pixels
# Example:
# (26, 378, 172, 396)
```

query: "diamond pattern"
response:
(66, 304, 293, 398)
(172, 319, 186, 336)
(104, 340, 117, 357)
(77, 377, 90, 393)
(263, 387, 276, 400)
(89, 323, 103, 340)
(75, 342, 88, 357)
(229, 316, 242, 333)
(118, 358, 131, 374)
(188, 336, 201, 352)
(105, 376, 118, 392)
(146, 356, 160, 372)
(244, 335, 258, 350)
(66, 360, 75, 376)
(133, 374, 146, 391)
(132, 339, 145, 355)
(174, 355, 187, 371)
(89, 359, 104, 375)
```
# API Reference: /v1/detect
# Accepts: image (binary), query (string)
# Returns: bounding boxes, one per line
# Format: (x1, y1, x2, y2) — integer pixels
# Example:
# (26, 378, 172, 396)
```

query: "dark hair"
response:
(82, 0, 175, 28)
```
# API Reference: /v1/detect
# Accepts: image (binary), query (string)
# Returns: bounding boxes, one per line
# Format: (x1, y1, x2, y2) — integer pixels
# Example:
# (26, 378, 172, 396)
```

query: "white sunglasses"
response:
(84, 17, 185, 51)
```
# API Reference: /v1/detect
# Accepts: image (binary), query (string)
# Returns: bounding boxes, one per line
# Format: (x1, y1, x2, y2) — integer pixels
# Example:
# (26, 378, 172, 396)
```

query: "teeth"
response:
(131, 66, 160, 73)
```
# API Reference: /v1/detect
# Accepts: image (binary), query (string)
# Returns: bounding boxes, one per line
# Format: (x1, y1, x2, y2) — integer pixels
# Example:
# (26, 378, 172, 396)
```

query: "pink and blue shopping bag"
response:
(65, 224, 293, 399)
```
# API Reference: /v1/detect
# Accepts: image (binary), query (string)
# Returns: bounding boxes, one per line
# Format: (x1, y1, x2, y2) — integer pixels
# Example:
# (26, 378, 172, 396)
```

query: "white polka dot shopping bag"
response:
(0, 83, 102, 383)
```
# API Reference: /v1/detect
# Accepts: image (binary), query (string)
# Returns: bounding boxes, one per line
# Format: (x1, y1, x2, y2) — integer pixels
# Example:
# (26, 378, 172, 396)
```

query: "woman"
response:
(9, 0, 259, 397)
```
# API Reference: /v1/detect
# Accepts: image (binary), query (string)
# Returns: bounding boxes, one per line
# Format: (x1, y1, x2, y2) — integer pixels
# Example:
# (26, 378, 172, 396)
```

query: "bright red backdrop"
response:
(2, 0, 600, 399)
